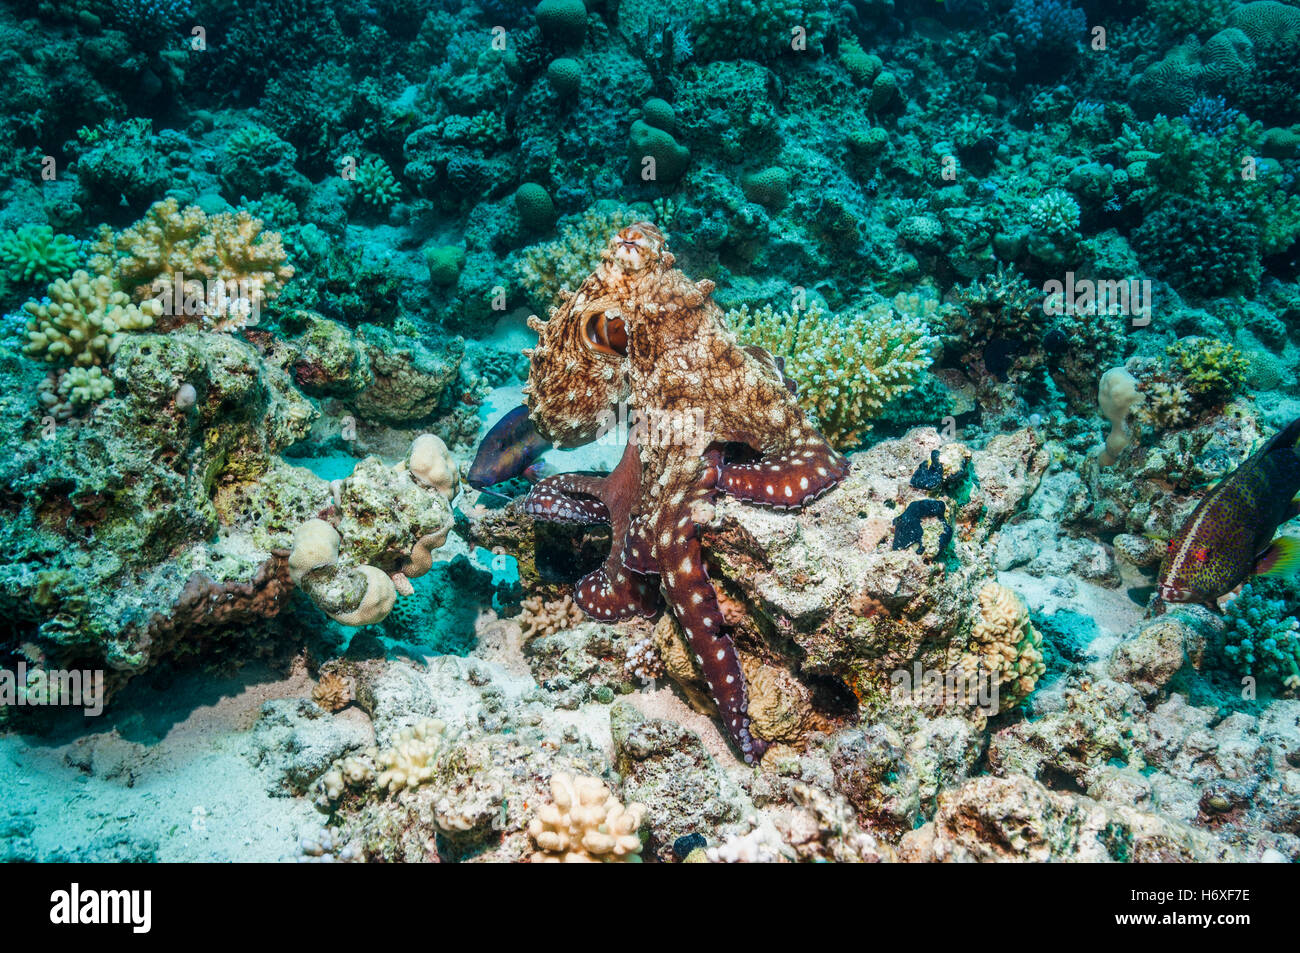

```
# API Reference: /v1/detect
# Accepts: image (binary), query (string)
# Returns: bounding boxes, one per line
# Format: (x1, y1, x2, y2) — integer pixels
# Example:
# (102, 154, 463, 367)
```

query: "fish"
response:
(468, 404, 550, 490)
(1158, 416, 1300, 608)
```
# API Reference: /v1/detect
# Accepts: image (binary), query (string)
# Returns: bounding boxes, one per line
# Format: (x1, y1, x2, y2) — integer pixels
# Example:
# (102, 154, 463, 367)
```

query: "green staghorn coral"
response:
(729, 293, 939, 448)
(22, 270, 162, 367)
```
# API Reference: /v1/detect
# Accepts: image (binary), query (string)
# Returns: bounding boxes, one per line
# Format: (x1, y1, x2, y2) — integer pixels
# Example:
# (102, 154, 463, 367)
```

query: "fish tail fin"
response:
(1262, 416, 1300, 456)
(1256, 536, 1300, 580)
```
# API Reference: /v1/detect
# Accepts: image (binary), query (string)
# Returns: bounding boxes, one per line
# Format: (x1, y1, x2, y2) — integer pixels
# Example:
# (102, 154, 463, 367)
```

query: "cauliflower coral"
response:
(89, 197, 292, 331)
(527, 773, 646, 862)
(22, 269, 161, 366)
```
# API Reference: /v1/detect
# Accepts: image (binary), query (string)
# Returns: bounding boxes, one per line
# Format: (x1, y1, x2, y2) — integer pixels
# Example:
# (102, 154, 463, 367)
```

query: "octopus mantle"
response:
(516, 223, 848, 763)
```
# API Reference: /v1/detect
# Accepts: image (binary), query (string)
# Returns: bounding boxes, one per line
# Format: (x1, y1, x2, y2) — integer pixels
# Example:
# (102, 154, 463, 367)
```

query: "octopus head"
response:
(608, 222, 668, 273)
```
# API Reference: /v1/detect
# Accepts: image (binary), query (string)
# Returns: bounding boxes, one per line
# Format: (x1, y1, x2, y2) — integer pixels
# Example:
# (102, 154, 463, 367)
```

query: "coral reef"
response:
(3, 0, 1300, 871)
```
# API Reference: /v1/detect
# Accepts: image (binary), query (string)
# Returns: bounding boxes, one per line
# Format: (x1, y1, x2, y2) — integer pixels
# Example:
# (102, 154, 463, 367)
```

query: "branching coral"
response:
(527, 772, 645, 862)
(1222, 583, 1300, 689)
(958, 582, 1045, 712)
(351, 155, 402, 208)
(37, 367, 115, 418)
(518, 593, 585, 640)
(729, 295, 938, 448)
(89, 198, 293, 331)
(623, 636, 665, 685)
(1136, 379, 1193, 431)
(312, 671, 354, 712)
(375, 718, 446, 793)
(22, 270, 161, 367)
(1166, 337, 1249, 399)
(0, 225, 80, 286)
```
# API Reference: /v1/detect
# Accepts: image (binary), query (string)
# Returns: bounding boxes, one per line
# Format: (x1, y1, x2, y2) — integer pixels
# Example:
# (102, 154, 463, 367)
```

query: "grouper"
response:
(1158, 416, 1300, 608)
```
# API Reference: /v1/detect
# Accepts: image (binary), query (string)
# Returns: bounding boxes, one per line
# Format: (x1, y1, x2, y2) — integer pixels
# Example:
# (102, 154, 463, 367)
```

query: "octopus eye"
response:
(583, 310, 627, 356)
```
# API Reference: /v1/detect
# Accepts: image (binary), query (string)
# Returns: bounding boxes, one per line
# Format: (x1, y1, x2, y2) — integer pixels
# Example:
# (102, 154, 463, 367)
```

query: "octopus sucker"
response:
(507, 223, 847, 763)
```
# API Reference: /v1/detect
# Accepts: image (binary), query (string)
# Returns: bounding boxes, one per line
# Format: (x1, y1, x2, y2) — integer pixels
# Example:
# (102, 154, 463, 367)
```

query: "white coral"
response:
(527, 773, 645, 862)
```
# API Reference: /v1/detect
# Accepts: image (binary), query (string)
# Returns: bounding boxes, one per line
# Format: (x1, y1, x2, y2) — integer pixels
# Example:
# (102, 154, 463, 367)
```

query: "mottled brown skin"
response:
(520, 223, 848, 763)
(1159, 416, 1300, 608)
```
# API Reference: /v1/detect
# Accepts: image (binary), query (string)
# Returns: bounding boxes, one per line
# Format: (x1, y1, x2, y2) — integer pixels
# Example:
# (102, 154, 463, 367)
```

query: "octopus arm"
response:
(526, 440, 661, 620)
(719, 436, 850, 510)
(656, 514, 766, 764)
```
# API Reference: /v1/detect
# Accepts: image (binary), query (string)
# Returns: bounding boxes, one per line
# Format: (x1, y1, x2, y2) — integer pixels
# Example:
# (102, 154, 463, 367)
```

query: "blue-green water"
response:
(0, 0, 1297, 863)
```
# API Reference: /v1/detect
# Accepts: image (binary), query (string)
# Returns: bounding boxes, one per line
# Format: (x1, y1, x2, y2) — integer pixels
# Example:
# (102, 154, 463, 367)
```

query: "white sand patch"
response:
(0, 665, 324, 862)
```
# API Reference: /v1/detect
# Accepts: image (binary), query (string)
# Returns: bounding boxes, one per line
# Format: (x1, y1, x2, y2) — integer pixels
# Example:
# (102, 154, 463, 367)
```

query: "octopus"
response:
(494, 223, 849, 763)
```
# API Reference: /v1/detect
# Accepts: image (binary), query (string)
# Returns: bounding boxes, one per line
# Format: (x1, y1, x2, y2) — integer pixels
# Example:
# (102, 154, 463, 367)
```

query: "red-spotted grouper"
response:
(1158, 416, 1300, 609)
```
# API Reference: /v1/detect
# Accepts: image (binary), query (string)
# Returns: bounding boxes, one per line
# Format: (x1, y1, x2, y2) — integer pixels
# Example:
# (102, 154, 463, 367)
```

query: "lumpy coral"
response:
(958, 582, 1045, 712)
(527, 773, 645, 862)
(1222, 584, 1300, 689)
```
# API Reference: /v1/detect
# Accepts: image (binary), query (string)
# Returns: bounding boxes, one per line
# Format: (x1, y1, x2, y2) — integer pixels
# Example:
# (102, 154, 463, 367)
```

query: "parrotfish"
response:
(1158, 416, 1300, 608)
(468, 404, 550, 489)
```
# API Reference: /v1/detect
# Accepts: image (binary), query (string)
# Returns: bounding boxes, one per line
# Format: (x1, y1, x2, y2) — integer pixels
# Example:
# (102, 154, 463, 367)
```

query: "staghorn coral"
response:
(22, 270, 161, 367)
(518, 593, 585, 640)
(527, 772, 645, 862)
(89, 198, 293, 331)
(730, 295, 938, 448)
(958, 582, 1045, 713)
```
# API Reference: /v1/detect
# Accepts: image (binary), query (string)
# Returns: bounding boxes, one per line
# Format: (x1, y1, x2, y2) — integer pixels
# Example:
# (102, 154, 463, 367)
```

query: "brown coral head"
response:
(608, 222, 667, 273)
